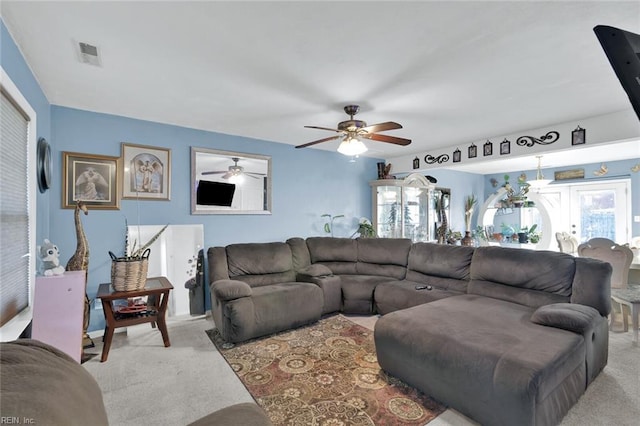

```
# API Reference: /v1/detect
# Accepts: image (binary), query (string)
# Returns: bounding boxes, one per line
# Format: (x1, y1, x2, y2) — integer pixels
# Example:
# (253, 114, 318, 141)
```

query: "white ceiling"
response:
(2, 1, 639, 173)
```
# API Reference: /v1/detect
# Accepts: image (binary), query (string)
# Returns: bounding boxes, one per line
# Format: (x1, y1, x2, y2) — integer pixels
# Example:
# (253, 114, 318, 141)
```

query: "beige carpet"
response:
(83, 314, 640, 426)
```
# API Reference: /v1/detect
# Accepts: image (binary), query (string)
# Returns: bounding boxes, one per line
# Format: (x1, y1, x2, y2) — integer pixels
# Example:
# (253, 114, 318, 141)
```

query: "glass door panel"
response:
(569, 183, 628, 243)
(540, 180, 630, 246)
(376, 186, 402, 238)
(403, 186, 430, 241)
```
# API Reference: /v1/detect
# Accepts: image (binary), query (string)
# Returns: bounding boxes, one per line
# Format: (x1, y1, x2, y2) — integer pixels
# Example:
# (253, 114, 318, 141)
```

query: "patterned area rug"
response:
(207, 315, 446, 425)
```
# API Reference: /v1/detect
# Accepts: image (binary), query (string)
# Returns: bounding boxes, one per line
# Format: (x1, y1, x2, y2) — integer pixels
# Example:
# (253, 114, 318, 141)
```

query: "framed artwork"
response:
(62, 152, 120, 209)
(483, 140, 493, 156)
(412, 157, 420, 169)
(500, 139, 511, 155)
(468, 143, 477, 159)
(452, 148, 461, 163)
(571, 126, 586, 146)
(121, 143, 171, 200)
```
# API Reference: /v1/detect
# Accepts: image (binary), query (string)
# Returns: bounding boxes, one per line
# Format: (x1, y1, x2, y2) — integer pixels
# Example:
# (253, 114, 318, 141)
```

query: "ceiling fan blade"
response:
(201, 171, 226, 175)
(361, 121, 403, 133)
(222, 172, 233, 179)
(362, 133, 412, 146)
(245, 172, 266, 178)
(304, 125, 342, 132)
(295, 135, 342, 149)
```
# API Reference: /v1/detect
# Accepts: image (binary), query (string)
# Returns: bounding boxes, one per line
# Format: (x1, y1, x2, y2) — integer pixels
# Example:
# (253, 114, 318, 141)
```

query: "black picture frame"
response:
(453, 148, 461, 163)
(500, 139, 511, 155)
(483, 140, 493, 156)
(468, 144, 477, 159)
(571, 126, 586, 145)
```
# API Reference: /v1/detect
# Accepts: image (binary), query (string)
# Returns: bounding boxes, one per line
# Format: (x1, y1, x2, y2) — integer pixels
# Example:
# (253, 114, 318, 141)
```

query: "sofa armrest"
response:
(530, 303, 601, 334)
(297, 264, 333, 279)
(211, 279, 252, 301)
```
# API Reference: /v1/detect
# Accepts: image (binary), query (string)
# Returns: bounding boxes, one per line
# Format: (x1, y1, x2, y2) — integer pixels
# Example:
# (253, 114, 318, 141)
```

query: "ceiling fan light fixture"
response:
(228, 173, 244, 184)
(337, 136, 368, 156)
(527, 155, 553, 189)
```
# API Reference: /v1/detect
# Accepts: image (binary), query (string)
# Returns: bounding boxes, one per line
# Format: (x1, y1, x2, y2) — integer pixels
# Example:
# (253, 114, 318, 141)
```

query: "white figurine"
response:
(38, 239, 65, 276)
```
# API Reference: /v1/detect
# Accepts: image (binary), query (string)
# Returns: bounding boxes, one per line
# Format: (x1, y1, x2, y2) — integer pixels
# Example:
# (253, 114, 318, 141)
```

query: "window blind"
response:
(0, 90, 30, 327)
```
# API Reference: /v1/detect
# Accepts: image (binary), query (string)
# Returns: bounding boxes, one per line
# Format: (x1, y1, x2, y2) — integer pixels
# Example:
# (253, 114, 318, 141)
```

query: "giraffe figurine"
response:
(436, 192, 448, 244)
(65, 201, 93, 349)
(66, 201, 89, 272)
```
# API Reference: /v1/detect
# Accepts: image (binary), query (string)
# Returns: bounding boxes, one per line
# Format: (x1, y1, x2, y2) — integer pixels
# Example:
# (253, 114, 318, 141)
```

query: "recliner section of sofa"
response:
(208, 242, 323, 343)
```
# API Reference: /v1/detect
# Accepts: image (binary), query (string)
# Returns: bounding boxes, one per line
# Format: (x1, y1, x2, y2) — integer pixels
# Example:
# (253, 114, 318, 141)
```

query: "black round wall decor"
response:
(37, 137, 52, 193)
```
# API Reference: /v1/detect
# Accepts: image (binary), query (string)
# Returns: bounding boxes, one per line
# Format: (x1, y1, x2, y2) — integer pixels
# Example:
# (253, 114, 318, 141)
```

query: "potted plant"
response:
(528, 224, 541, 244)
(352, 217, 377, 238)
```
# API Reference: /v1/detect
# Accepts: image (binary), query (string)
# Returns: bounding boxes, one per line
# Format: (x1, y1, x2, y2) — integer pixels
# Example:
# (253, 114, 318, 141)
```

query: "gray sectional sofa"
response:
(207, 237, 612, 426)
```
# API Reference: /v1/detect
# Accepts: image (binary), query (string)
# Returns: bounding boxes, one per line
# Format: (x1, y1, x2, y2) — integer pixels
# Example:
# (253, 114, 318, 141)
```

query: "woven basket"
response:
(109, 249, 150, 292)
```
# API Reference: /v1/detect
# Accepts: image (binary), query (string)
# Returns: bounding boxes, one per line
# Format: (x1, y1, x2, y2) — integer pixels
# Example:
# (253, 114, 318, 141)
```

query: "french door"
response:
(539, 179, 631, 245)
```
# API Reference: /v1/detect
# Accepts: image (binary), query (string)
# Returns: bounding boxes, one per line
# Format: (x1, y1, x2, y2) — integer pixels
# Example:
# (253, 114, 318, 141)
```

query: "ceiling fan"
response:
(201, 157, 265, 183)
(296, 105, 411, 156)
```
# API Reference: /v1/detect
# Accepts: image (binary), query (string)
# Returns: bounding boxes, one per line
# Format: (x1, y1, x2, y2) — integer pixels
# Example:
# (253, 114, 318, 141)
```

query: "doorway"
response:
(538, 179, 631, 245)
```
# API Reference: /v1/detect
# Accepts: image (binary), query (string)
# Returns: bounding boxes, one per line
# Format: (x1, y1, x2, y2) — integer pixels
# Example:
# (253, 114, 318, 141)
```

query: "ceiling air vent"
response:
(78, 42, 101, 66)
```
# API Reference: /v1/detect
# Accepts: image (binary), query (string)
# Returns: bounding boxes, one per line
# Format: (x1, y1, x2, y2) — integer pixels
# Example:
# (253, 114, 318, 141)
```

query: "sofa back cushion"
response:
(356, 238, 411, 279)
(468, 246, 575, 308)
(225, 242, 296, 287)
(306, 237, 358, 274)
(406, 243, 474, 281)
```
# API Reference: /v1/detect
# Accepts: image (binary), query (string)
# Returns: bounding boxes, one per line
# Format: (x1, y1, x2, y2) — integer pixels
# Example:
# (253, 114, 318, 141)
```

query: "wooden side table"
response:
(96, 276, 173, 362)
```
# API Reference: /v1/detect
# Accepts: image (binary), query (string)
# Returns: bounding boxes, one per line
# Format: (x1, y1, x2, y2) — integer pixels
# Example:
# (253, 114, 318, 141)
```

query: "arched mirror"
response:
(191, 147, 272, 215)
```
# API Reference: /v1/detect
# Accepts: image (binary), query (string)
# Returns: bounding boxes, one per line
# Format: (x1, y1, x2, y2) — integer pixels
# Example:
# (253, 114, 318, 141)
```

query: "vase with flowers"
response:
(462, 194, 478, 246)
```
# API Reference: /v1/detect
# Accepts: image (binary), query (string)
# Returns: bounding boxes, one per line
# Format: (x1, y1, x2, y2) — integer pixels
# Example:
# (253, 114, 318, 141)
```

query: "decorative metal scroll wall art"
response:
(468, 143, 477, 158)
(516, 131, 560, 147)
(452, 148, 461, 163)
(571, 126, 585, 145)
(483, 140, 493, 156)
(424, 154, 450, 164)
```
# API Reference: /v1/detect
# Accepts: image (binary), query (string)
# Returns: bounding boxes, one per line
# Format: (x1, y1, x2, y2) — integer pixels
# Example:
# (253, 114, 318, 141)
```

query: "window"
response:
(0, 68, 37, 341)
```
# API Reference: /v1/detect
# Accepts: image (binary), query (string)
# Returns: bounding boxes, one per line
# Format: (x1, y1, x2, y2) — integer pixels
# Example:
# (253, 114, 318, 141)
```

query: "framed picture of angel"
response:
(121, 143, 171, 200)
(62, 151, 120, 209)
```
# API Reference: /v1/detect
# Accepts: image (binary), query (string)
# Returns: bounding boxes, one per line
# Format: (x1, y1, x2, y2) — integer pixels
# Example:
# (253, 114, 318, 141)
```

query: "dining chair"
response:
(555, 232, 579, 255)
(577, 237, 635, 334)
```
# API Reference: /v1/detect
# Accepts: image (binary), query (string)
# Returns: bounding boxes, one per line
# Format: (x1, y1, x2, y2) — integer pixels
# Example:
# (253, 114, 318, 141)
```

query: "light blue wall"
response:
(1, 20, 52, 243)
(50, 106, 381, 331)
(483, 158, 640, 237)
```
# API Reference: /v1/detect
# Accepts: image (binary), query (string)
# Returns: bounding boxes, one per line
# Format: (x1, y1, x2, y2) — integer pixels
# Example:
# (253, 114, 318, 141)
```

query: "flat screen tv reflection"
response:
(196, 180, 235, 207)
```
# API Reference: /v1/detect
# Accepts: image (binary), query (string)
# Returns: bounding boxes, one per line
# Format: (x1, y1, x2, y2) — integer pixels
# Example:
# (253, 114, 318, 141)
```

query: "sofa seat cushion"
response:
(374, 280, 463, 314)
(250, 282, 323, 332)
(338, 275, 395, 314)
(375, 295, 586, 426)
